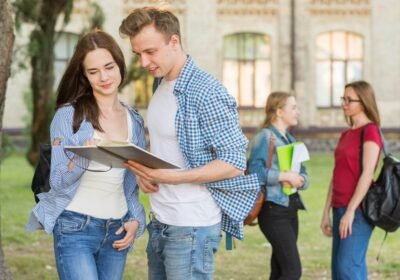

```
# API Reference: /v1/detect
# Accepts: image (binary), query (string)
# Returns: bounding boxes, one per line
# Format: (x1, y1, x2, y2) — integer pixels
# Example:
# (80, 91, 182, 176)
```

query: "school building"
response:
(4, 0, 400, 152)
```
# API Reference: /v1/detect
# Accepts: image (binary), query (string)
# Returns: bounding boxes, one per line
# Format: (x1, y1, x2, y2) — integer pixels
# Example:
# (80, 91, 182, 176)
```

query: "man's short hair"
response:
(119, 7, 181, 42)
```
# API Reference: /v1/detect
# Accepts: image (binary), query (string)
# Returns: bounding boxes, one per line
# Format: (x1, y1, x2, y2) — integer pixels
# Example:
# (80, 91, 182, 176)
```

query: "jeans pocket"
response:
(161, 226, 193, 242)
(203, 234, 222, 273)
(58, 215, 88, 234)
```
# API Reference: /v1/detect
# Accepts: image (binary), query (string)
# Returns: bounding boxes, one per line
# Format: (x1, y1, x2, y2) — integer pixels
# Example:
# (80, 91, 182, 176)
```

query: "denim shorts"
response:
(146, 217, 222, 280)
(53, 210, 130, 280)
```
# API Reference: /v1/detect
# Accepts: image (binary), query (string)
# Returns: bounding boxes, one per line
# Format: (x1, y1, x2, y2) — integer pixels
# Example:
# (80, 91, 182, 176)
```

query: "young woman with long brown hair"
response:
(321, 80, 382, 280)
(27, 30, 146, 280)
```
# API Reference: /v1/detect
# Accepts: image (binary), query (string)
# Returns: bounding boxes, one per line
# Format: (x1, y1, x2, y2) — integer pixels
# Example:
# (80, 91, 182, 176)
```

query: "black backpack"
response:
(31, 144, 52, 202)
(360, 126, 400, 232)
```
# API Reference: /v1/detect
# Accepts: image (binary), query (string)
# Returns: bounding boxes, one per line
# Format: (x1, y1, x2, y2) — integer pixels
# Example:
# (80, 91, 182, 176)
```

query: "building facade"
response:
(4, 0, 400, 150)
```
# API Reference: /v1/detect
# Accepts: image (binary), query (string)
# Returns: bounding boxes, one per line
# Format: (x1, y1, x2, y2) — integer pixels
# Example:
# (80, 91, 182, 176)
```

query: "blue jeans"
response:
(146, 218, 222, 280)
(332, 207, 374, 280)
(53, 210, 130, 280)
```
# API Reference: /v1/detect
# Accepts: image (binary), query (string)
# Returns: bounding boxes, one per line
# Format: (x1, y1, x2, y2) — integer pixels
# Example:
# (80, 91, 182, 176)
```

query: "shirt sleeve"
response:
(199, 85, 248, 170)
(49, 106, 92, 194)
(126, 107, 147, 238)
(127, 187, 146, 239)
(364, 124, 383, 149)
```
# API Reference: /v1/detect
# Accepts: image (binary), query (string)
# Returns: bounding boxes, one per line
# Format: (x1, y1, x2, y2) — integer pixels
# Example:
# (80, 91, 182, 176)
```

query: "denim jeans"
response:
(332, 207, 374, 280)
(53, 210, 129, 280)
(146, 218, 222, 280)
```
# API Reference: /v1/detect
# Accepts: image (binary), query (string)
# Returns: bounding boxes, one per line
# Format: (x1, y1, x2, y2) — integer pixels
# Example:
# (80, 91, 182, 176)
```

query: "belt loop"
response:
(85, 215, 91, 228)
(149, 212, 155, 222)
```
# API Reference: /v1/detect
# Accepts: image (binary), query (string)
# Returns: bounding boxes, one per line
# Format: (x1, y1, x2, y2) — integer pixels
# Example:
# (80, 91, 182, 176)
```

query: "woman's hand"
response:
(339, 209, 355, 239)
(320, 211, 333, 237)
(112, 220, 139, 251)
(281, 171, 304, 189)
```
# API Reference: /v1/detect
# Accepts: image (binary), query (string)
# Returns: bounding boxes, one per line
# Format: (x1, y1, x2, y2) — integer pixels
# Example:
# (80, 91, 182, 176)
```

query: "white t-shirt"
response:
(147, 79, 221, 226)
(65, 109, 131, 219)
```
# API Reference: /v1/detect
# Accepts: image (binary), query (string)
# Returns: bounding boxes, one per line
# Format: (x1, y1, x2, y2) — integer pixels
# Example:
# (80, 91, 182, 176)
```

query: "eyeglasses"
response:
(341, 96, 361, 105)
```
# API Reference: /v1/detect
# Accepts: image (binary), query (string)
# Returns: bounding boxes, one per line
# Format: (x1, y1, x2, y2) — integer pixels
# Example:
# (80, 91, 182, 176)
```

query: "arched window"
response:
(316, 31, 363, 107)
(223, 33, 271, 108)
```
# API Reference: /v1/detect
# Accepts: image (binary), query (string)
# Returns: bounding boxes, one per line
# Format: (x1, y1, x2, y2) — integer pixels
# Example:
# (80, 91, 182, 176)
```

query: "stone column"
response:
(370, 0, 400, 127)
(185, 0, 218, 77)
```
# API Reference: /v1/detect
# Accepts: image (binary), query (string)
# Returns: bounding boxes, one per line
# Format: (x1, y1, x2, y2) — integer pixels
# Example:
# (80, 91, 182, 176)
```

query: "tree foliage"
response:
(13, 0, 104, 166)
(13, 0, 74, 166)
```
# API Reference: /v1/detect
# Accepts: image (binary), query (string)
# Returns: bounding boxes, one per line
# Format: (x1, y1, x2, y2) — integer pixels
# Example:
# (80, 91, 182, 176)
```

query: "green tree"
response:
(14, 0, 74, 166)
(0, 0, 15, 278)
(13, 0, 104, 166)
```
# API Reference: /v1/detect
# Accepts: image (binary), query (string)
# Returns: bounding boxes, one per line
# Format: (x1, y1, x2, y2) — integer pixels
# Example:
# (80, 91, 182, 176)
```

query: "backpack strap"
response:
(152, 77, 163, 94)
(359, 123, 386, 174)
(266, 130, 276, 169)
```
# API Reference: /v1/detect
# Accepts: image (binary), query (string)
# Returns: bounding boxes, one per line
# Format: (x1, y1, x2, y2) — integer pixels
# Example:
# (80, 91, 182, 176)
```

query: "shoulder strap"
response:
(359, 123, 389, 174)
(152, 78, 163, 94)
(266, 131, 276, 169)
(359, 126, 366, 175)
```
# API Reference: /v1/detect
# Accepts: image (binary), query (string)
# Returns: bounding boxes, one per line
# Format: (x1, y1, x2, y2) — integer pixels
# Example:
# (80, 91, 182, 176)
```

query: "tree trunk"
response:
(27, 0, 71, 166)
(0, 0, 15, 278)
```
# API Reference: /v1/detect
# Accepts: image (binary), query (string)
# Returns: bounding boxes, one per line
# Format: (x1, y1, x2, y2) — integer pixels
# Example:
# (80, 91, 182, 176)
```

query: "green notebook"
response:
(276, 143, 296, 195)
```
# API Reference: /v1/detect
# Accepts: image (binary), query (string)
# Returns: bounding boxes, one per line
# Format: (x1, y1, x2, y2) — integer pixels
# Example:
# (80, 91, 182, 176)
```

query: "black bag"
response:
(31, 144, 52, 202)
(361, 128, 400, 232)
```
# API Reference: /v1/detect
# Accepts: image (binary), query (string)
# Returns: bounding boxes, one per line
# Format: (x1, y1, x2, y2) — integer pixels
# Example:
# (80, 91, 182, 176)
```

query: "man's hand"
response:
(113, 220, 139, 251)
(125, 160, 182, 184)
(137, 176, 159, 193)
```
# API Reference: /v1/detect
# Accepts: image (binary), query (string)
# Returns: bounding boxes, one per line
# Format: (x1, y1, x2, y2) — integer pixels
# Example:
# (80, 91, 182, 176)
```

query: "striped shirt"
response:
(26, 103, 146, 239)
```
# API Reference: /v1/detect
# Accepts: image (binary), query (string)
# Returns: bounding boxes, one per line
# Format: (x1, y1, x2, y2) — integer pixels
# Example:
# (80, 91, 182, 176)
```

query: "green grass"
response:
(1, 154, 399, 279)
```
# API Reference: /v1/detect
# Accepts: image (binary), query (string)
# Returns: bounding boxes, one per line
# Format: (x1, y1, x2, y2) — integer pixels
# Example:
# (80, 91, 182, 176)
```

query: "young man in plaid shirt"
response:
(120, 7, 259, 280)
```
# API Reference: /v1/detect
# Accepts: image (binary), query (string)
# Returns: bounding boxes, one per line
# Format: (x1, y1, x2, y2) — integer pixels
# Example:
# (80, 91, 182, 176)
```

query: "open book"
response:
(64, 141, 179, 169)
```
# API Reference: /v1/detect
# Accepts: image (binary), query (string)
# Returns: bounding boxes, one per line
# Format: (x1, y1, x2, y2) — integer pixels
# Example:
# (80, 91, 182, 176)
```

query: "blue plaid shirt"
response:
(156, 56, 260, 240)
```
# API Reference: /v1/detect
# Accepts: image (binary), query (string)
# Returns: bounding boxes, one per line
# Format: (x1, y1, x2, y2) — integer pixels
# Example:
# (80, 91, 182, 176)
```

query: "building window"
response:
(54, 32, 80, 89)
(316, 31, 363, 107)
(223, 33, 271, 108)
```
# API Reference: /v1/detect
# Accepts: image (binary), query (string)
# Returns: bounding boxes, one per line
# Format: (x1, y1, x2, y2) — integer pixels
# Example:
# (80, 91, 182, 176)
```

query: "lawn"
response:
(1, 154, 399, 279)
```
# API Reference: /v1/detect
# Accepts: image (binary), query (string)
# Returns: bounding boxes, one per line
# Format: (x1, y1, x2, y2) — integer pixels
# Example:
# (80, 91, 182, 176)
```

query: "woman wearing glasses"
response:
(27, 30, 146, 280)
(320, 81, 382, 280)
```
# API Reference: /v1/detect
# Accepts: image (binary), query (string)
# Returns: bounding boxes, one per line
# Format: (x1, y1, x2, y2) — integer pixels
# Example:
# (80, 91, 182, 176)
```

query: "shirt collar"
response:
(173, 55, 194, 96)
(268, 125, 292, 145)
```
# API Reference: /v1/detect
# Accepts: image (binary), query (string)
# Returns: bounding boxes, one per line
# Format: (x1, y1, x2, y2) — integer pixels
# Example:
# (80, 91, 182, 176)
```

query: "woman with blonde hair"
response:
(321, 80, 382, 280)
(248, 91, 309, 280)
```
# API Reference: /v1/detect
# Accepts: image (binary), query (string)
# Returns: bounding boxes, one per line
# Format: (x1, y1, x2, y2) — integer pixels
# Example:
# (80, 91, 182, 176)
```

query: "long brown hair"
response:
(344, 80, 381, 127)
(261, 91, 294, 128)
(56, 30, 126, 132)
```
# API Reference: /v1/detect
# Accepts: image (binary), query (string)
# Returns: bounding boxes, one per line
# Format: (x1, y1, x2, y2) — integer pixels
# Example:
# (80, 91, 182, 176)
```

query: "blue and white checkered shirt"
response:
(157, 56, 260, 240)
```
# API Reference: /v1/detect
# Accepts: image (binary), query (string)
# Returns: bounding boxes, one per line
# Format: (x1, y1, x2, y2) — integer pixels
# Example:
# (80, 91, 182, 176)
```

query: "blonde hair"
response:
(262, 91, 294, 128)
(344, 81, 381, 127)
